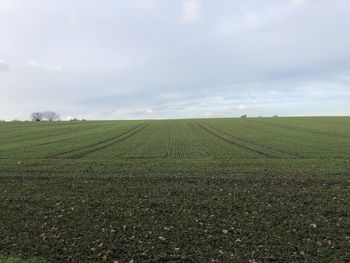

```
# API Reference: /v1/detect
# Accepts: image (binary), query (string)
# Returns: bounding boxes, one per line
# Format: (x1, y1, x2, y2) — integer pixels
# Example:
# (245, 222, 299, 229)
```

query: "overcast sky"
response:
(1, 0, 350, 120)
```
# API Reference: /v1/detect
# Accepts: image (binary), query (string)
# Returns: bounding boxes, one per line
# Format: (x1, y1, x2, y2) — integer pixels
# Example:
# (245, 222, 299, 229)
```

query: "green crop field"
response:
(0, 117, 349, 262)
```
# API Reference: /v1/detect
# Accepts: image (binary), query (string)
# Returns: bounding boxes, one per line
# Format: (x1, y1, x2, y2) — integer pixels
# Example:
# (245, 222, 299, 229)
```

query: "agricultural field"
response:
(0, 117, 349, 262)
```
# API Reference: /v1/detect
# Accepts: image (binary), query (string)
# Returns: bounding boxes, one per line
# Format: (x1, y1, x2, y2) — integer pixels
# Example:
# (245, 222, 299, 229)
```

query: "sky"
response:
(1, 0, 350, 120)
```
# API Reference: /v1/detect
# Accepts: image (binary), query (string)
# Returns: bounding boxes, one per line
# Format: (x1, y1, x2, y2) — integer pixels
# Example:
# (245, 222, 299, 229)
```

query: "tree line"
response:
(31, 111, 60, 121)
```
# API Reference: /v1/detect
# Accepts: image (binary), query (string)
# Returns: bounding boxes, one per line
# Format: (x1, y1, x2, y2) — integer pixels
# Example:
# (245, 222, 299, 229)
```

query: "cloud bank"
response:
(0, 0, 349, 120)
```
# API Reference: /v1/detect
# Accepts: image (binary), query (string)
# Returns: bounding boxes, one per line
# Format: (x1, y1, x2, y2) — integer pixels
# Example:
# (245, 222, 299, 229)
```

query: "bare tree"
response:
(44, 111, 60, 121)
(31, 111, 60, 121)
(31, 112, 43, 121)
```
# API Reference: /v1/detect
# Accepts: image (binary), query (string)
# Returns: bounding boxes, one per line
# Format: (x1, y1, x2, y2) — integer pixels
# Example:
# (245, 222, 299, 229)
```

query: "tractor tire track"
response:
(194, 121, 272, 158)
(70, 122, 151, 159)
(46, 122, 150, 159)
(0, 127, 99, 155)
(205, 123, 301, 158)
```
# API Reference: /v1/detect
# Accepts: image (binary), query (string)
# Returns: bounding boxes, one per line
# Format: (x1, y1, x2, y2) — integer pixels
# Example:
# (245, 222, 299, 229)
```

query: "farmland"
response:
(0, 117, 349, 262)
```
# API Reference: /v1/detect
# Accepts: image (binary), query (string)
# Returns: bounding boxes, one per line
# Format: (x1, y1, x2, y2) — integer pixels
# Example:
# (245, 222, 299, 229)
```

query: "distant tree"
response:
(68, 117, 87, 122)
(31, 112, 43, 121)
(273, 115, 278, 118)
(240, 114, 247, 118)
(31, 111, 60, 121)
(44, 111, 60, 121)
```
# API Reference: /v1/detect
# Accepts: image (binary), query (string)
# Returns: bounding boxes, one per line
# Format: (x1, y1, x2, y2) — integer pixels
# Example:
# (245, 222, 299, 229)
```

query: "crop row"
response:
(83, 120, 256, 159)
(1, 117, 349, 160)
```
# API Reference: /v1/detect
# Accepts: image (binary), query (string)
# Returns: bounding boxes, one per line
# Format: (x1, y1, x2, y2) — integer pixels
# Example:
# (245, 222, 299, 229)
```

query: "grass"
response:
(0, 117, 349, 262)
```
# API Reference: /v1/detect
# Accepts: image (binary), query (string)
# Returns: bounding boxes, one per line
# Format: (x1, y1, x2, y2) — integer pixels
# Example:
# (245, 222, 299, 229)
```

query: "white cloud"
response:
(62, 116, 72, 121)
(0, 60, 10, 72)
(144, 108, 154, 115)
(238, 104, 246, 111)
(182, 0, 201, 23)
(28, 59, 63, 72)
(203, 112, 214, 117)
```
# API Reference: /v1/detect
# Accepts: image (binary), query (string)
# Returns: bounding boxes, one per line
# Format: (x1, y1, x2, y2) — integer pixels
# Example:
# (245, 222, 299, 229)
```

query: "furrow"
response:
(69, 122, 151, 159)
(46, 122, 149, 159)
(205, 123, 300, 158)
(194, 121, 272, 158)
